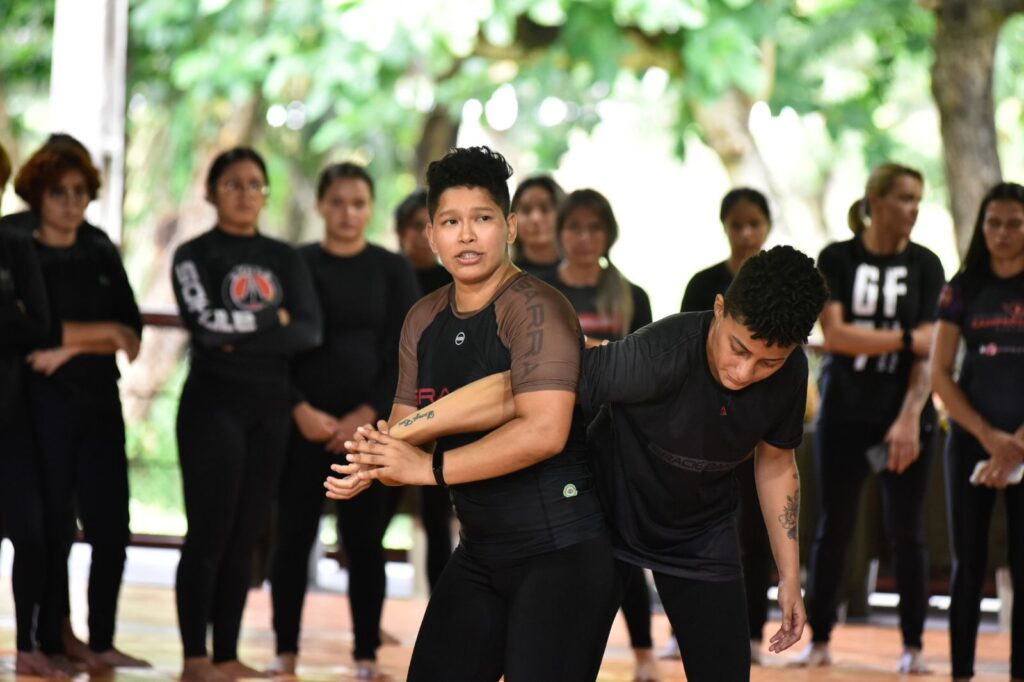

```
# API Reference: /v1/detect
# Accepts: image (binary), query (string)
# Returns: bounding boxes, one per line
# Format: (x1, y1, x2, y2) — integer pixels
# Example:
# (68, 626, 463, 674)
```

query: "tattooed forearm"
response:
(398, 410, 435, 429)
(778, 489, 799, 541)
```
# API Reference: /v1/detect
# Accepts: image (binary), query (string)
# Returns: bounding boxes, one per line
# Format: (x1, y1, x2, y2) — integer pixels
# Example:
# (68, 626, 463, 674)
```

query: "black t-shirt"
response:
(291, 243, 420, 417)
(514, 255, 559, 281)
(31, 233, 142, 411)
(817, 236, 945, 425)
(171, 227, 323, 382)
(680, 261, 733, 313)
(544, 274, 653, 341)
(394, 272, 606, 562)
(0, 230, 50, 415)
(937, 270, 1024, 432)
(580, 311, 807, 580)
(414, 262, 453, 295)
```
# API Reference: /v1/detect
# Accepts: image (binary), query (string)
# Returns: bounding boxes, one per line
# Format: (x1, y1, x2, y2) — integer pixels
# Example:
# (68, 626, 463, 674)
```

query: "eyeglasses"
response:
(46, 186, 91, 204)
(220, 180, 270, 196)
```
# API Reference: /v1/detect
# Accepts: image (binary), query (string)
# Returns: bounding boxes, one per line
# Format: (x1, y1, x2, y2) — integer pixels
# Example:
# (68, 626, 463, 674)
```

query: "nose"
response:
(734, 358, 756, 385)
(458, 220, 476, 243)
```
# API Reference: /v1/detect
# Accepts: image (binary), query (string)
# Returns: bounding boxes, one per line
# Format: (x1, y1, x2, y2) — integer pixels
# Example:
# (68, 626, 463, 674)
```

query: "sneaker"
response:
(898, 647, 930, 674)
(657, 637, 680, 660)
(791, 643, 831, 667)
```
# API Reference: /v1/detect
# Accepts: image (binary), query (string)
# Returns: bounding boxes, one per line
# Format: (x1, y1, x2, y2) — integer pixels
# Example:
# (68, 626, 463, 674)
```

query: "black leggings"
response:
(656, 571, 751, 682)
(0, 403, 47, 653)
(175, 372, 289, 662)
(383, 485, 454, 591)
(270, 431, 388, 661)
(29, 378, 130, 655)
(735, 455, 773, 641)
(619, 563, 653, 649)
(945, 426, 1024, 679)
(807, 418, 933, 648)
(407, 535, 620, 681)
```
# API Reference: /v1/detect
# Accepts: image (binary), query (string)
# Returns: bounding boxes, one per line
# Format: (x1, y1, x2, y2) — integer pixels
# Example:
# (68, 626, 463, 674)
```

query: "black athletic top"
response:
(172, 227, 322, 382)
(680, 261, 733, 313)
(544, 275, 653, 341)
(937, 269, 1024, 433)
(32, 232, 142, 411)
(514, 255, 558, 281)
(0, 230, 50, 415)
(817, 236, 945, 425)
(580, 311, 807, 580)
(414, 262, 453, 296)
(291, 243, 420, 417)
(0, 210, 112, 245)
(395, 272, 606, 562)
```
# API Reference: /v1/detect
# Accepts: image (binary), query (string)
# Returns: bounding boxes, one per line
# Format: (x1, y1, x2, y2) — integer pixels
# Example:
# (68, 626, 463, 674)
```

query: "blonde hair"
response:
(847, 163, 924, 235)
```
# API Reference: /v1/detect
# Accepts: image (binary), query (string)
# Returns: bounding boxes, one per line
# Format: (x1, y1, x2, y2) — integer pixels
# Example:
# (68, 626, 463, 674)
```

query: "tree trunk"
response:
(414, 106, 459, 186)
(930, 0, 1023, 255)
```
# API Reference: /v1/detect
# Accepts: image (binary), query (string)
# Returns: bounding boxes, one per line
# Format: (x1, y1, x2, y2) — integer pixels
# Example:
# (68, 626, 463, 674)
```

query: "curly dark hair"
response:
(425, 146, 513, 218)
(723, 245, 828, 347)
(14, 142, 101, 212)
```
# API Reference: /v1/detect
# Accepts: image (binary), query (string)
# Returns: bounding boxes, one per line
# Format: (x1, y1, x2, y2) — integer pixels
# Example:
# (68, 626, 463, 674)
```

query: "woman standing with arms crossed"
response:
(171, 148, 322, 682)
(802, 163, 945, 673)
(268, 163, 419, 679)
(678, 188, 773, 665)
(931, 182, 1024, 682)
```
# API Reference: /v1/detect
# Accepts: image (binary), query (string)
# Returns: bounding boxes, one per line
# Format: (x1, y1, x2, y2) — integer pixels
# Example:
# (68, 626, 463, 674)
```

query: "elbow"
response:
(531, 419, 571, 459)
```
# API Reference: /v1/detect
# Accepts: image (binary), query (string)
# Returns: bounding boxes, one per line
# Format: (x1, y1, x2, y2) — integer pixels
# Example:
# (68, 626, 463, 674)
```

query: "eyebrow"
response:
(436, 206, 498, 218)
(731, 335, 787, 362)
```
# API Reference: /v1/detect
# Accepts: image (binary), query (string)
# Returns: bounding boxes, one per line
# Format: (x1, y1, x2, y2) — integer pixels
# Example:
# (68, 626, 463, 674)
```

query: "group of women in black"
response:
(2, 135, 1021, 682)
(0, 137, 149, 676)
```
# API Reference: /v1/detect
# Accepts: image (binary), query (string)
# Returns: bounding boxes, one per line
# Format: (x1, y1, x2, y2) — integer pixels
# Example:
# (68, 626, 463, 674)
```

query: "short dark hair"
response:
(206, 147, 268, 199)
(14, 142, 102, 212)
(425, 146, 513, 218)
(511, 175, 565, 212)
(720, 188, 771, 224)
(723, 245, 828, 347)
(395, 188, 428, 233)
(961, 181, 1024, 284)
(556, 188, 619, 255)
(317, 162, 375, 201)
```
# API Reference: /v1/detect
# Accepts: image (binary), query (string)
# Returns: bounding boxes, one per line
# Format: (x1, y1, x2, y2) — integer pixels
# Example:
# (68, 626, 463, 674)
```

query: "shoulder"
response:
(173, 228, 214, 259)
(818, 239, 853, 261)
(690, 261, 727, 283)
(404, 285, 450, 334)
(907, 242, 943, 269)
(629, 280, 650, 302)
(502, 273, 578, 318)
(0, 210, 38, 234)
(632, 311, 707, 359)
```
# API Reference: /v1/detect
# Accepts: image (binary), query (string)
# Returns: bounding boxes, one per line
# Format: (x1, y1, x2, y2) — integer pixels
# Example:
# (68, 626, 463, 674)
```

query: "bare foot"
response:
(16, 650, 68, 678)
(215, 659, 268, 679)
(46, 654, 77, 677)
(93, 647, 153, 668)
(379, 629, 400, 646)
(632, 648, 662, 682)
(61, 621, 98, 668)
(182, 656, 232, 682)
(265, 654, 296, 677)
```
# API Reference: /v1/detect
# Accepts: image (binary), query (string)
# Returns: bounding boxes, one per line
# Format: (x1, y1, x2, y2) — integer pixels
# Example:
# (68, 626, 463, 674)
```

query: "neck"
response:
(991, 253, 1024, 279)
(454, 261, 518, 312)
(704, 316, 723, 387)
(322, 236, 367, 257)
(522, 243, 559, 265)
(36, 222, 77, 247)
(726, 252, 754, 275)
(218, 221, 257, 237)
(861, 226, 907, 256)
(559, 261, 602, 286)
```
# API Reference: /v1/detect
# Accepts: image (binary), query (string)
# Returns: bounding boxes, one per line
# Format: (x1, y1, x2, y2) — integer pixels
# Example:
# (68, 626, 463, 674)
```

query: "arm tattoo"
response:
(778, 489, 799, 541)
(398, 410, 435, 429)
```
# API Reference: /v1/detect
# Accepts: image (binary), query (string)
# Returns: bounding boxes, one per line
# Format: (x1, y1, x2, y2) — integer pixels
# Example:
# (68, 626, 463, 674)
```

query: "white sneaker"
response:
(898, 647, 931, 674)
(791, 643, 831, 667)
(750, 640, 762, 666)
(658, 637, 681, 660)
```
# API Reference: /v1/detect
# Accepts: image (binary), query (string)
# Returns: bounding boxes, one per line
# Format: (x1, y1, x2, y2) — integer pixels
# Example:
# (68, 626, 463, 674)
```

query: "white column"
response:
(49, 0, 128, 244)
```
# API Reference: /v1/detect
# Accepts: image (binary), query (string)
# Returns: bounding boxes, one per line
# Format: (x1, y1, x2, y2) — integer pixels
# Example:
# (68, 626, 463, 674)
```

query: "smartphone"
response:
(865, 442, 890, 474)
(970, 460, 1024, 486)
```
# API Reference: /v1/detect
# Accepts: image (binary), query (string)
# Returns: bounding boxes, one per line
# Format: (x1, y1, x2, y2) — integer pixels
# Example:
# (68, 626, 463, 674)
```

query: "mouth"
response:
(454, 251, 483, 265)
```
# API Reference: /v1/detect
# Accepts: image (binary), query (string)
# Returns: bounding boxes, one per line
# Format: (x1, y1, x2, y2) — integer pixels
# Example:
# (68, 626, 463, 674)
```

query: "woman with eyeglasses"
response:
(171, 147, 322, 682)
(13, 140, 149, 673)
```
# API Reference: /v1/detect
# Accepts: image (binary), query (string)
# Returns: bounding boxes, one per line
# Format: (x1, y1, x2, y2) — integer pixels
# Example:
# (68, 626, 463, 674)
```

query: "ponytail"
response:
(847, 198, 868, 235)
(596, 261, 635, 335)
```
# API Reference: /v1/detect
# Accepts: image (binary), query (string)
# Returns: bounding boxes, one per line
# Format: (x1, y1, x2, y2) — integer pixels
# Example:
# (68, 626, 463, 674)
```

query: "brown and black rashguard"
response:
(394, 272, 606, 562)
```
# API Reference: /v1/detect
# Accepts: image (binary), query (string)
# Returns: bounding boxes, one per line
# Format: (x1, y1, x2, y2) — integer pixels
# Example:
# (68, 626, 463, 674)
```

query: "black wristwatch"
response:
(901, 327, 913, 353)
(432, 448, 446, 487)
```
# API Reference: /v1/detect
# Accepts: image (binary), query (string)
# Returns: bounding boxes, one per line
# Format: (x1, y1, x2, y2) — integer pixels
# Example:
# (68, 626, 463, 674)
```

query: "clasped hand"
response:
(323, 421, 431, 500)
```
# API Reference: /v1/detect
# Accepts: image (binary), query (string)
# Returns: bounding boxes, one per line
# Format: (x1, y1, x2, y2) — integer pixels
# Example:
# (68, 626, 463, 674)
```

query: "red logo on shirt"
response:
(417, 387, 450, 406)
(223, 265, 281, 312)
(720, 406, 728, 416)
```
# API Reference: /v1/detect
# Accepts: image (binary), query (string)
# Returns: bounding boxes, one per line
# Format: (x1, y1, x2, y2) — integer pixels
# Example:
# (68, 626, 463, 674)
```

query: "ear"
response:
(505, 212, 518, 245)
(425, 222, 439, 255)
(713, 293, 725, 320)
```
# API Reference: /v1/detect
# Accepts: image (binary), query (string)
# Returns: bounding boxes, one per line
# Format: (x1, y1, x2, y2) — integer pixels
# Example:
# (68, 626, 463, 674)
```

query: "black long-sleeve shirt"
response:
(0, 210, 112, 245)
(32, 232, 142, 410)
(0, 230, 50, 414)
(172, 227, 322, 381)
(291, 243, 420, 417)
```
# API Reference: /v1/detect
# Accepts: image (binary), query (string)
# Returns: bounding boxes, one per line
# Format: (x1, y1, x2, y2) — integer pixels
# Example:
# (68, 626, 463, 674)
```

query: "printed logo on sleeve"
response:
(223, 265, 281, 311)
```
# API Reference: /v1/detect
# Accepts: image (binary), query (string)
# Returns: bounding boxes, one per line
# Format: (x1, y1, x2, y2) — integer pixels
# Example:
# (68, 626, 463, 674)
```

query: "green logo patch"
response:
(562, 483, 578, 498)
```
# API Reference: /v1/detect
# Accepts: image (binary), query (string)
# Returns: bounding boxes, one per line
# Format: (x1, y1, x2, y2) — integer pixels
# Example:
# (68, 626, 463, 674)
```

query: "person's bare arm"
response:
(819, 302, 932, 358)
(884, 357, 932, 474)
(754, 442, 805, 654)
